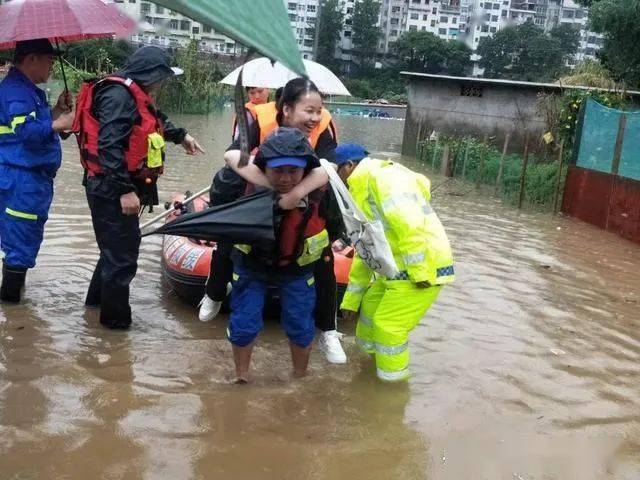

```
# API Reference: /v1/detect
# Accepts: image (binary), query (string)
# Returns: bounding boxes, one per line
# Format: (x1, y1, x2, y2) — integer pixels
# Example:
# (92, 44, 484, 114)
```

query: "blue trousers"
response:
(228, 264, 317, 348)
(0, 166, 53, 269)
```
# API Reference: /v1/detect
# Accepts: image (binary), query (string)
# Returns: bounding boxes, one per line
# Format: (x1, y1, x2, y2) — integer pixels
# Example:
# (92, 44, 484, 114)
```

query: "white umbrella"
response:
(220, 57, 351, 96)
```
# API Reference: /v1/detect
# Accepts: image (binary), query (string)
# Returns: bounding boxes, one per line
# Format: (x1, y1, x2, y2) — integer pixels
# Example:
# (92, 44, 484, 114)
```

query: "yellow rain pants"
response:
(356, 278, 442, 382)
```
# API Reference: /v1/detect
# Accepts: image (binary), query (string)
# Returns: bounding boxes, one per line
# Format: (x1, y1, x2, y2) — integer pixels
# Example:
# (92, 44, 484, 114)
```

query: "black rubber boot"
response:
(85, 258, 103, 308)
(1, 264, 27, 303)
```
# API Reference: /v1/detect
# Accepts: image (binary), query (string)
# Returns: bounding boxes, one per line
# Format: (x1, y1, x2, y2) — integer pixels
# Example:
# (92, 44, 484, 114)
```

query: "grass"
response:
(418, 136, 567, 210)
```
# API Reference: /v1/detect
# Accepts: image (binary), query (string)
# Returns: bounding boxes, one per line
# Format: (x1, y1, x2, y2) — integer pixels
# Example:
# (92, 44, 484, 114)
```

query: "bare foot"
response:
(234, 377, 249, 385)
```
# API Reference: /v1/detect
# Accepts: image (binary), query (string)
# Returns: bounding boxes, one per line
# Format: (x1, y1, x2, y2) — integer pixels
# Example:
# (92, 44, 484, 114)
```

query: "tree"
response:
(351, 0, 382, 68)
(477, 21, 577, 81)
(585, 0, 640, 87)
(316, 0, 343, 72)
(443, 41, 473, 76)
(65, 38, 133, 74)
(549, 23, 581, 56)
(394, 31, 472, 75)
(394, 31, 446, 72)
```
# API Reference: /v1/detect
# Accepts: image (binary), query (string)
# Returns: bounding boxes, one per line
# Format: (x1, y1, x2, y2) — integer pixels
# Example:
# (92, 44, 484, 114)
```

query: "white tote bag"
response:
(320, 159, 400, 278)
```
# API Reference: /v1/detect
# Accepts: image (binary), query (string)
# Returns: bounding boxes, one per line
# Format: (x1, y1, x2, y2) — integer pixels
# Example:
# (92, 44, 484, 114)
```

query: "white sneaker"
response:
(198, 294, 223, 322)
(318, 330, 347, 364)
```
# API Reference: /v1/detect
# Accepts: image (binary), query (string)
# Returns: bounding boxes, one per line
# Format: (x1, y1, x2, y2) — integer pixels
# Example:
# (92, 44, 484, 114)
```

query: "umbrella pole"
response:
(139, 185, 211, 231)
(55, 38, 69, 93)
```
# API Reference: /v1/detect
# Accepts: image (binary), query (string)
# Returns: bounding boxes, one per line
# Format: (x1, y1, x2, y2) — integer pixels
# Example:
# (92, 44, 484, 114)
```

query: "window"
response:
(390, 18, 399, 24)
(298, 16, 305, 22)
(461, 84, 483, 97)
(390, 29, 398, 36)
(423, 14, 428, 20)
(490, 26, 497, 32)
(410, 13, 419, 19)
(392, 6, 400, 12)
(421, 26, 426, 30)
(192, 26, 199, 34)
(180, 20, 190, 31)
(128, 0, 136, 3)
(307, 4, 316, 12)
(347, 7, 353, 14)
(440, 16, 448, 22)
(576, 10, 585, 19)
(431, 20, 436, 27)
(344, 30, 351, 37)
(156, 5, 163, 13)
(452, 17, 457, 24)
(288, 2, 296, 10)
(563, 10, 575, 18)
(493, 3, 500, 9)
(438, 28, 446, 35)
(491, 15, 498, 21)
(345, 18, 352, 25)
(289, 13, 297, 21)
(409, 25, 418, 31)
(304, 39, 313, 46)
(203, 25, 212, 33)
(169, 19, 178, 29)
(141, 2, 150, 14)
(481, 25, 488, 32)
(412, 0, 421, 3)
(501, 9, 507, 17)
(432, 7, 437, 14)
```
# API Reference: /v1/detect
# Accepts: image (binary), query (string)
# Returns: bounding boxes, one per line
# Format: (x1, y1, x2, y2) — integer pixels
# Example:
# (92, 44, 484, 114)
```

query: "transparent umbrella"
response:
(220, 57, 351, 96)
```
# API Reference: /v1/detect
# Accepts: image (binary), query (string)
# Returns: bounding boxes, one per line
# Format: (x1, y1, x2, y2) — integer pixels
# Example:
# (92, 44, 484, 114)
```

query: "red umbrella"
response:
(0, 0, 137, 90)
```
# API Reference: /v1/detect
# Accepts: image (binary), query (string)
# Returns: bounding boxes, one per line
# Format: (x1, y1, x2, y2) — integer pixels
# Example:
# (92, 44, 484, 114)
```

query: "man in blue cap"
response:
(332, 142, 455, 382)
(223, 127, 334, 382)
(332, 142, 369, 183)
(0, 38, 75, 303)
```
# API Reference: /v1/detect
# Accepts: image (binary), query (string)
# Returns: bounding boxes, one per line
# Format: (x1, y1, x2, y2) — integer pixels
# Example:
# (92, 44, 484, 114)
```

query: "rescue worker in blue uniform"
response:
(0, 39, 75, 303)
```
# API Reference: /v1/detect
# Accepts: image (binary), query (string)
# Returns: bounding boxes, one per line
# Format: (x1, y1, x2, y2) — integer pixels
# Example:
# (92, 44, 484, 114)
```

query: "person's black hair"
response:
(276, 77, 320, 125)
(275, 87, 284, 104)
(12, 52, 27, 65)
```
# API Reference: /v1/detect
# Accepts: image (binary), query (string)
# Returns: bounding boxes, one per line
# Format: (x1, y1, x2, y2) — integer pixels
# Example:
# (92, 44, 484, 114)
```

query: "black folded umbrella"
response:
(143, 189, 275, 243)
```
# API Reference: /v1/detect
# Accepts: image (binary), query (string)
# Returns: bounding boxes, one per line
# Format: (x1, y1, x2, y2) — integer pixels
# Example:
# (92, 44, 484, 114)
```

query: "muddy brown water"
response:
(1, 109, 639, 479)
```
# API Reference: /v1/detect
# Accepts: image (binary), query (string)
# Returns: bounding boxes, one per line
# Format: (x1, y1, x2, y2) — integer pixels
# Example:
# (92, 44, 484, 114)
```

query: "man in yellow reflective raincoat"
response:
(334, 143, 454, 382)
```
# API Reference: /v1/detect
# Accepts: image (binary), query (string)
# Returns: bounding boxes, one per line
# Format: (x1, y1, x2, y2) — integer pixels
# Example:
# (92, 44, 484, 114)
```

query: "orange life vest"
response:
(231, 101, 259, 137)
(254, 101, 336, 149)
(72, 76, 165, 182)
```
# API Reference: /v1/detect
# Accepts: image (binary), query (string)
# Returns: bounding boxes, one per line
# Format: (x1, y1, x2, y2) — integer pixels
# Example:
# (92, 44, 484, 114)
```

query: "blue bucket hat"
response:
(334, 143, 369, 167)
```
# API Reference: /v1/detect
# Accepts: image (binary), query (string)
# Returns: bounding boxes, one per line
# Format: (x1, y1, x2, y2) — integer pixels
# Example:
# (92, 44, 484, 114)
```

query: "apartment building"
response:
(557, 0, 603, 65)
(113, 0, 240, 55)
(285, 0, 319, 60)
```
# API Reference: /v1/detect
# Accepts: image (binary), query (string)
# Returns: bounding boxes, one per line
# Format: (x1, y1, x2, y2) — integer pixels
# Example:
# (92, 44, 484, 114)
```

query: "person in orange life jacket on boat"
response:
(201, 78, 347, 364)
(74, 46, 204, 329)
(223, 127, 332, 382)
(231, 86, 270, 140)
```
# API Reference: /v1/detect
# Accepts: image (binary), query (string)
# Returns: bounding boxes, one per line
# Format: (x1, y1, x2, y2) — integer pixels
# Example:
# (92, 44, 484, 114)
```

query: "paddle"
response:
(139, 185, 210, 230)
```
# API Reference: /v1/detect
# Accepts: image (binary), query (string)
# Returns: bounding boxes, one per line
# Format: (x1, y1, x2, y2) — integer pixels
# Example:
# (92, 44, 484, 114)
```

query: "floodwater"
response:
(1, 108, 639, 479)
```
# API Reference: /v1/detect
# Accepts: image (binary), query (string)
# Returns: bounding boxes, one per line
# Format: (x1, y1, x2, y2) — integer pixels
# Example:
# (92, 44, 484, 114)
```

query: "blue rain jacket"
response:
(0, 67, 61, 268)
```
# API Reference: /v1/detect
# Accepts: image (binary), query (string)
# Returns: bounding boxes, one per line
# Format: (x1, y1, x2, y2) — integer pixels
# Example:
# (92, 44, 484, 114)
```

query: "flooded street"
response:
(1, 108, 639, 479)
